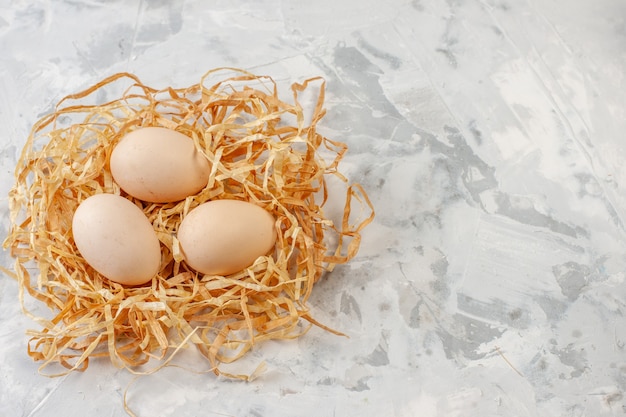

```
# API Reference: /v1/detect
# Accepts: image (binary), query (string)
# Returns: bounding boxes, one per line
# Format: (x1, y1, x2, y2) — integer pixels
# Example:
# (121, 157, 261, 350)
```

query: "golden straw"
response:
(3, 68, 374, 378)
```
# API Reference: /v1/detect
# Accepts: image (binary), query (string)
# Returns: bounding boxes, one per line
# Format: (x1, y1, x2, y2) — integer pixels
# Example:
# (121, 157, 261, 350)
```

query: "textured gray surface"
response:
(1, 0, 626, 416)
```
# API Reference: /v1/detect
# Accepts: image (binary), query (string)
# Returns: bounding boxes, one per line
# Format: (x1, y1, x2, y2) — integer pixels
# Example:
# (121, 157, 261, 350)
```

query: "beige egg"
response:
(178, 200, 277, 276)
(110, 127, 210, 203)
(72, 194, 161, 286)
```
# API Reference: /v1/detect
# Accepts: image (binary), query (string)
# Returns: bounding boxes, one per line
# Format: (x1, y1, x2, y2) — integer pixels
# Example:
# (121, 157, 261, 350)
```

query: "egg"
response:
(72, 194, 161, 286)
(110, 127, 210, 203)
(177, 200, 276, 276)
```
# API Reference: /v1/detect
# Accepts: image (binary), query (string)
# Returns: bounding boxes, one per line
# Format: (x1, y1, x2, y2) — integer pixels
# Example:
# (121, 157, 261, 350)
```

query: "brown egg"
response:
(177, 200, 276, 276)
(72, 194, 161, 286)
(110, 127, 210, 203)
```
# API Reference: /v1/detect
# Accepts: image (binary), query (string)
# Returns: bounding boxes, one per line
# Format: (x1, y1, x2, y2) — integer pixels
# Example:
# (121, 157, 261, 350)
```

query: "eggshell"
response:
(110, 127, 210, 203)
(177, 200, 276, 276)
(72, 194, 161, 286)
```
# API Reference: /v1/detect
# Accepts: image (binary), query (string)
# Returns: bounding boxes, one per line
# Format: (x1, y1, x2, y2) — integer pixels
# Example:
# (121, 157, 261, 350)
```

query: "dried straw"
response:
(3, 68, 374, 378)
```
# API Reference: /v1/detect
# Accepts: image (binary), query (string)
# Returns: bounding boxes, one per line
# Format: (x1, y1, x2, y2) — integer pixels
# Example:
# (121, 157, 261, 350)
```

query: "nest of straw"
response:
(2, 69, 374, 378)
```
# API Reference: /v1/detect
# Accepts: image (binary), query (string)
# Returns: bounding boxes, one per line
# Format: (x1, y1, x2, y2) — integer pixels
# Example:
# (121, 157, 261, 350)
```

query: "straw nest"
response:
(3, 69, 374, 379)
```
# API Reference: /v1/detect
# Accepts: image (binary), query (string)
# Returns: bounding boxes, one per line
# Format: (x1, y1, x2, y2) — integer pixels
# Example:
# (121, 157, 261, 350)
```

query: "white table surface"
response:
(1, 0, 626, 416)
